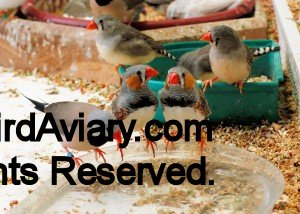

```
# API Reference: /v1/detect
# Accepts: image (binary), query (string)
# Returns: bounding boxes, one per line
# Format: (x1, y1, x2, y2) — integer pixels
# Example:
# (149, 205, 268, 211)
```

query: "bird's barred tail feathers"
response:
(252, 46, 280, 57)
(157, 49, 179, 62)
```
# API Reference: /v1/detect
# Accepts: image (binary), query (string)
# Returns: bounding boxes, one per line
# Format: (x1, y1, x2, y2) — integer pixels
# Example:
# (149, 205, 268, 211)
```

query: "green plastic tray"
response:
(119, 40, 283, 124)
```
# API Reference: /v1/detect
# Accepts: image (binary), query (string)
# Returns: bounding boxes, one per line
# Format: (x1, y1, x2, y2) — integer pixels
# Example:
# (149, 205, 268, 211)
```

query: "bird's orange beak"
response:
(87, 21, 98, 30)
(146, 67, 159, 79)
(168, 72, 180, 85)
(200, 32, 212, 42)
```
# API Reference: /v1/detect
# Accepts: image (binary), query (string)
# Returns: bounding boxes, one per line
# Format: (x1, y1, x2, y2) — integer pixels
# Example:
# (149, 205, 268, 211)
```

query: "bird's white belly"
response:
(123, 106, 157, 131)
(163, 106, 205, 135)
(164, 106, 205, 125)
(211, 58, 250, 84)
(96, 39, 157, 65)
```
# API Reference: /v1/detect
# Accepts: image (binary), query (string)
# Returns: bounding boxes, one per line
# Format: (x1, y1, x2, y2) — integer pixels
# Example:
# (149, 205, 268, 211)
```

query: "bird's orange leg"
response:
(198, 128, 207, 155)
(94, 148, 107, 163)
(142, 128, 158, 158)
(117, 143, 124, 161)
(64, 147, 83, 167)
(146, 138, 157, 158)
(114, 130, 124, 161)
(235, 81, 244, 94)
(164, 130, 177, 153)
(203, 77, 218, 93)
(73, 157, 84, 167)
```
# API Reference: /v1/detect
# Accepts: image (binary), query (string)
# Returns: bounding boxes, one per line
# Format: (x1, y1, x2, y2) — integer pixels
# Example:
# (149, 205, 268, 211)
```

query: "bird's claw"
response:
(164, 139, 175, 153)
(199, 140, 206, 155)
(235, 81, 244, 94)
(146, 139, 157, 158)
(164, 130, 177, 153)
(94, 148, 107, 163)
(203, 77, 217, 93)
(198, 129, 207, 155)
(117, 146, 124, 161)
(64, 148, 83, 166)
(73, 157, 84, 167)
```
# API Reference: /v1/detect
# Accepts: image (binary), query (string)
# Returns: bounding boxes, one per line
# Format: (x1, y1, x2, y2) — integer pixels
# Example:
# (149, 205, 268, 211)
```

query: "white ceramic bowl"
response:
(9, 142, 284, 214)
(0, 0, 25, 10)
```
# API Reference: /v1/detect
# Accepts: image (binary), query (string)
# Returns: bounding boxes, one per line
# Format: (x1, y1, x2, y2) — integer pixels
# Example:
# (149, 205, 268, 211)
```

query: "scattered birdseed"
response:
(46, 87, 60, 95)
(139, 4, 166, 21)
(247, 75, 272, 82)
(1, 56, 299, 213)
(260, 0, 279, 41)
(0, 88, 19, 97)
(9, 200, 18, 207)
(88, 158, 267, 213)
(0, 1, 299, 212)
(287, 0, 300, 30)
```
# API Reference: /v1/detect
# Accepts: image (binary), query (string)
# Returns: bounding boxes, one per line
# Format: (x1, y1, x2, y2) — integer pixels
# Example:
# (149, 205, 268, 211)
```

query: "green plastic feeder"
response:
(119, 40, 283, 124)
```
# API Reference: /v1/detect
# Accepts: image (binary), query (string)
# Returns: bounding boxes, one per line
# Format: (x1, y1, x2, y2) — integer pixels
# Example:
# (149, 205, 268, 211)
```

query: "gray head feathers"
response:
(122, 65, 149, 82)
(209, 25, 241, 52)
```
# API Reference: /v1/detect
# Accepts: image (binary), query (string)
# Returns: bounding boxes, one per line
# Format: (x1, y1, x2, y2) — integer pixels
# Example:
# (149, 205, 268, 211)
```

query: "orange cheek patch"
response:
(184, 73, 196, 89)
(126, 75, 142, 90)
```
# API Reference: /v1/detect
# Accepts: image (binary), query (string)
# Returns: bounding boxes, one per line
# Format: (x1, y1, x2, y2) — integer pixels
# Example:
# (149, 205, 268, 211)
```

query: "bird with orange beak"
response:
(111, 65, 160, 157)
(86, 15, 178, 70)
(200, 25, 253, 93)
(159, 66, 211, 154)
(180, 26, 280, 89)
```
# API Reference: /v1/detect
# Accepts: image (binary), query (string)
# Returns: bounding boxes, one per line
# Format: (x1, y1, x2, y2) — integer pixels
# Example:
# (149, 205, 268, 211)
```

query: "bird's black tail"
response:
(157, 49, 179, 62)
(19, 92, 48, 112)
(251, 46, 281, 57)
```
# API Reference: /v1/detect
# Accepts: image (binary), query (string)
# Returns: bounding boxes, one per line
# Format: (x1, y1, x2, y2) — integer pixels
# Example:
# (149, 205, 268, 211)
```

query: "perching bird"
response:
(89, 0, 144, 22)
(178, 45, 213, 80)
(22, 95, 122, 166)
(167, 0, 240, 19)
(111, 65, 159, 157)
(200, 25, 280, 93)
(179, 43, 280, 82)
(86, 15, 178, 68)
(63, 0, 93, 18)
(159, 66, 211, 154)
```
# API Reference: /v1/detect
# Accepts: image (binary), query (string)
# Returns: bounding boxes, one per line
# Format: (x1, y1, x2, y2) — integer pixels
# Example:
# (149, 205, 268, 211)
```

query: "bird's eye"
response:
(99, 19, 103, 24)
(215, 38, 220, 46)
(182, 73, 186, 78)
(136, 71, 141, 76)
